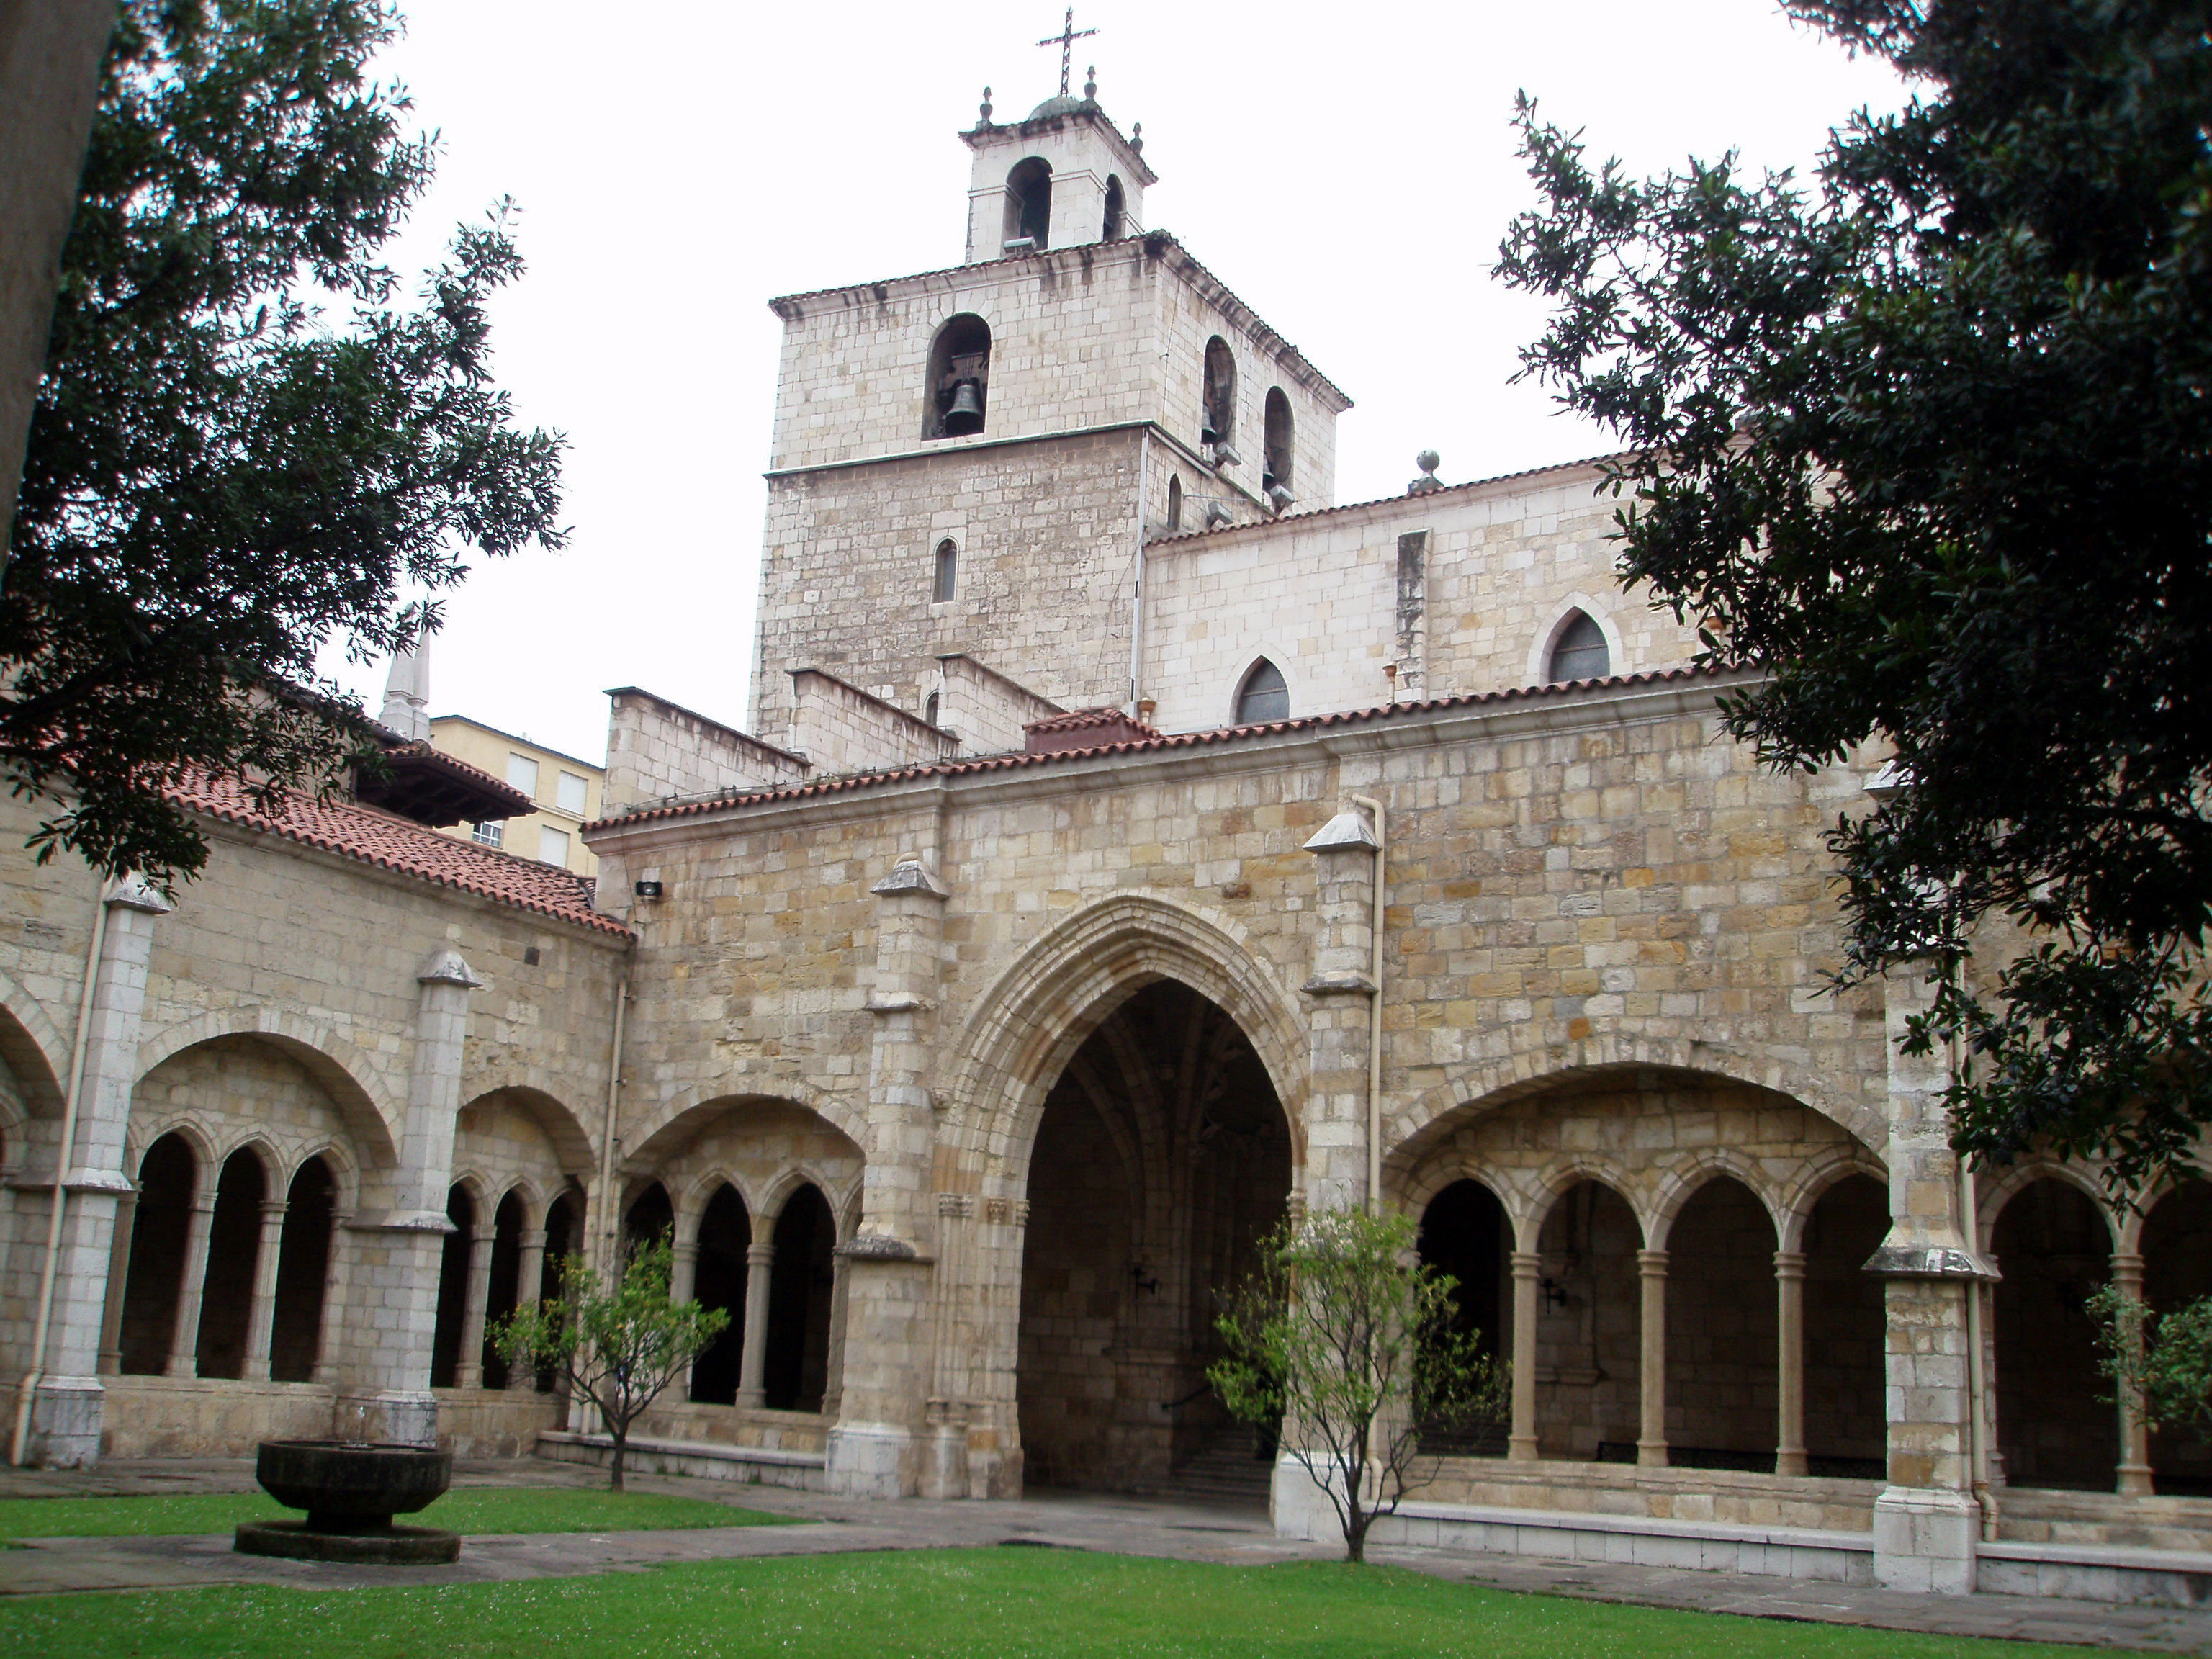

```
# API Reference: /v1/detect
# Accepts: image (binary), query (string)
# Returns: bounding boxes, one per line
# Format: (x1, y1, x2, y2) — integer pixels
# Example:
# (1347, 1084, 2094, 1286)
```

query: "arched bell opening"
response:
(1992, 1177, 2117, 1490)
(1533, 1179, 1645, 1461)
(688, 1184, 752, 1405)
(1003, 156, 1053, 251)
(1102, 174, 1125, 240)
(194, 1148, 268, 1380)
(1262, 388, 1294, 504)
(1016, 979, 1292, 1493)
(1800, 1172, 1887, 1476)
(923, 313, 992, 441)
(116, 1132, 196, 1375)
(763, 1184, 835, 1412)
(1201, 337, 1236, 447)
(1416, 1179, 1512, 1456)
(268, 1156, 336, 1383)
(1165, 475, 1183, 533)
(1662, 1177, 1779, 1471)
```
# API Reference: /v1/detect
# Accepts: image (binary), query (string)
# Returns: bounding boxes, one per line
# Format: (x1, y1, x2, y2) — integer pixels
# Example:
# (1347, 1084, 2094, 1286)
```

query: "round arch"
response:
(1388, 1046, 1887, 1175)
(0, 968, 68, 1117)
(626, 1087, 869, 1173)
(936, 891, 1309, 1188)
(458, 1082, 598, 1179)
(134, 1009, 403, 1168)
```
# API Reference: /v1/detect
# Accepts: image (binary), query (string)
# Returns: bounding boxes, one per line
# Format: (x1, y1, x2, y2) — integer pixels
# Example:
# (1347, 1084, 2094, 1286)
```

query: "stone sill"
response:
(1979, 1538, 2212, 1576)
(538, 1430, 825, 1469)
(1392, 1496, 1871, 1556)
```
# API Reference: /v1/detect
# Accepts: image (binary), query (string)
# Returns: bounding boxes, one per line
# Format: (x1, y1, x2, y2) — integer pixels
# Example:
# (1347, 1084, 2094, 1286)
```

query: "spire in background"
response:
(380, 631, 431, 740)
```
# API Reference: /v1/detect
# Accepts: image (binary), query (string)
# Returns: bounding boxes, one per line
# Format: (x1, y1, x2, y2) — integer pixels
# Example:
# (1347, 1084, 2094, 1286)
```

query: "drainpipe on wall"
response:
(1349, 795, 1386, 1212)
(10, 891, 112, 1465)
(1127, 427, 1151, 712)
(597, 973, 629, 1280)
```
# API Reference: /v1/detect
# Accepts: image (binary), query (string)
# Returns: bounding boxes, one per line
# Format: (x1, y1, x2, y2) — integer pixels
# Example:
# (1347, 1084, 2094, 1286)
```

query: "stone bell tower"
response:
(745, 60, 1350, 752)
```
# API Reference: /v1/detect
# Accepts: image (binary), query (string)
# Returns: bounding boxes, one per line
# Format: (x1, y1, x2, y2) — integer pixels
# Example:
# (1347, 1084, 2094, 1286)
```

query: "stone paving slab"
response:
(0, 1458, 2206, 1654)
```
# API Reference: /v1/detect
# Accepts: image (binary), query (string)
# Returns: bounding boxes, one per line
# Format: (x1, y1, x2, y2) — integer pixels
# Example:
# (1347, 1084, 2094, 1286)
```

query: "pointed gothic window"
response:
(1103, 175, 1125, 240)
(1165, 475, 1182, 532)
(923, 315, 990, 441)
(932, 539, 958, 602)
(1004, 157, 1053, 252)
(1202, 338, 1236, 446)
(1263, 388, 1293, 497)
(1548, 611, 1611, 682)
(1235, 659, 1289, 724)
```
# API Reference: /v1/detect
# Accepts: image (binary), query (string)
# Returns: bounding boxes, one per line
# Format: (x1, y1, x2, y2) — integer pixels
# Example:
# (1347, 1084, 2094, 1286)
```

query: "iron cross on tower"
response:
(1037, 7, 1097, 97)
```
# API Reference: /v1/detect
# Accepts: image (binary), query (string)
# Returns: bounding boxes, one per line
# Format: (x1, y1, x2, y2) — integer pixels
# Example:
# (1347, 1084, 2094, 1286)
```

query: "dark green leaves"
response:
(6, 0, 566, 880)
(1499, 0, 2212, 1192)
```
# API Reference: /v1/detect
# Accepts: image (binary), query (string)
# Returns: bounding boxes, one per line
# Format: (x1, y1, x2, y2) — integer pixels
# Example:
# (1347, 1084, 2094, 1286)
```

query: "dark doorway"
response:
(480, 1190, 523, 1388)
(268, 1156, 335, 1382)
(1664, 1177, 1779, 1470)
(1994, 1178, 2116, 1489)
(690, 1184, 751, 1404)
(1418, 1179, 1511, 1455)
(194, 1148, 266, 1379)
(1802, 1173, 1887, 1476)
(117, 1133, 195, 1375)
(764, 1185, 835, 1411)
(429, 1183, 475, 1388)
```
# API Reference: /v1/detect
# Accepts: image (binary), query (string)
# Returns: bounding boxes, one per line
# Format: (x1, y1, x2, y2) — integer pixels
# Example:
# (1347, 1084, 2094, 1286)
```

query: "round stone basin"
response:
(253, 1439, 452, 1534)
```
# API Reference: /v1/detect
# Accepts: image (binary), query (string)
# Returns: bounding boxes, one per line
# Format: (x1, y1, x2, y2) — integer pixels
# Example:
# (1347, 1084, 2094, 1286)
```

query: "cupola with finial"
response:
(959, 11, 1155, 263)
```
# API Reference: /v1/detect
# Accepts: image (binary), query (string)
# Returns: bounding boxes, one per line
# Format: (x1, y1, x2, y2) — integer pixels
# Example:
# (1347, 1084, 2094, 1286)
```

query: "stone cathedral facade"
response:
(1, 84, 2207, 1604)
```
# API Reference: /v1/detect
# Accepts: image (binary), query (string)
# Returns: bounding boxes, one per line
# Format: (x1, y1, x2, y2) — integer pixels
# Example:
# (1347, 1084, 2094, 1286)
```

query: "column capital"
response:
(258, 1199, 289, 1220)
(746, 1242, 778, 1267)
(416, 947, 483, 989)
(103, 873, 174, 914)
(1773, 1249, 1807, 1278)
(519, 1229, 547, 1249)
(1636, 1249, 1670, 1274)
(1509, 1249, 1544, 1274)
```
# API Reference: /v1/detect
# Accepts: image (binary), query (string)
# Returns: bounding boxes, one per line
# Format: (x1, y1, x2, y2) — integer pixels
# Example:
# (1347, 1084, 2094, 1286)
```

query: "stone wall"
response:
(603, 687, 809, 814)
(786, 670, 961, 776)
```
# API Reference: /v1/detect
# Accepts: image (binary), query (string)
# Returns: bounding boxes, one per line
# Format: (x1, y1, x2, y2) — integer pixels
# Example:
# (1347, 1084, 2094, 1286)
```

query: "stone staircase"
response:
(1169, 1425, 1274, 1508)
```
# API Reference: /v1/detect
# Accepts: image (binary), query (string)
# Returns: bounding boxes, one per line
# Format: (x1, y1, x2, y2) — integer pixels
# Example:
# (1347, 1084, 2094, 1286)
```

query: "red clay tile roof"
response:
(590, 667, 1731, 832)
(172, 772, 631, 939)
(1023, 706, 1162, 755)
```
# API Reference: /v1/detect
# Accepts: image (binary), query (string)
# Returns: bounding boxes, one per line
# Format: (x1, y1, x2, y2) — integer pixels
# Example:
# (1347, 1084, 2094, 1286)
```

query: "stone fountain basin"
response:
(253, 1439, 452, 1535)
(238, 1439, 459, 1563)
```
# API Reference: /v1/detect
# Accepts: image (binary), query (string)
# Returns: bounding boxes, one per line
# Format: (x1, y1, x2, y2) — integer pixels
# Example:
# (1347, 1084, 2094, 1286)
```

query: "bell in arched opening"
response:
(943, 377, 986, 436)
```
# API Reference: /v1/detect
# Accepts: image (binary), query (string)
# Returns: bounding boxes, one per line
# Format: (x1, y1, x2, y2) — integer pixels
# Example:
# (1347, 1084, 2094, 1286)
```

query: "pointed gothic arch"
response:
(1233, 657, 1289, 724)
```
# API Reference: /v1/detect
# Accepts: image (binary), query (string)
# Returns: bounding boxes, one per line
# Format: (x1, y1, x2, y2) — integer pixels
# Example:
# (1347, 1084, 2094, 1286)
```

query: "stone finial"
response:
(1304, 811, 1380, 853)
(1130, 121, 1143, 153)
(415, 946, 484, 989)
(871, 858, 950, 899)
(1083, 66, 1097, 102)
(1407, 450, 1444, 495)
(979, 86, 993, 124)
(103, 872, 175, 914)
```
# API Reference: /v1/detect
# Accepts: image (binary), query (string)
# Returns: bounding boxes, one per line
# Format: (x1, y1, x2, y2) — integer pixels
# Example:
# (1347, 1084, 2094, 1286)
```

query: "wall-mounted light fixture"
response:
(633, 879, 664, 900)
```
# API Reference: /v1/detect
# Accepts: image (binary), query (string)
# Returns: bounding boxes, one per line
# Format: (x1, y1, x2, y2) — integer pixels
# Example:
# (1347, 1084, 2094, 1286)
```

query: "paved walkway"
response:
(1, 1457, 2207, 1653)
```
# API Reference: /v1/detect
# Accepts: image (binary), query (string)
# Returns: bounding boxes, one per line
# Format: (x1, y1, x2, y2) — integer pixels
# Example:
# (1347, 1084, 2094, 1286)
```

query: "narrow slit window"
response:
(1548, 611, 1611, 682)
(1235, 659, 1289, 724)
(924, 692, 942, 727)
(1165, 475, 1182, 532)
(1103, 175, 1125, 240)
(932, 539, 958, 603)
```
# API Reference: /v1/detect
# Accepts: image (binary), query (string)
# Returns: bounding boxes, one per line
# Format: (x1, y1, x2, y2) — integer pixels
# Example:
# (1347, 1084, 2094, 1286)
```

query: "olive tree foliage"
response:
(1209, 1209, 1509, 1564)
(492, 1238, 728, 1491)
(1496, 0, 2212, 1193)
(6, 0, 565, 884)
(2091, 1281, 2212, 1444)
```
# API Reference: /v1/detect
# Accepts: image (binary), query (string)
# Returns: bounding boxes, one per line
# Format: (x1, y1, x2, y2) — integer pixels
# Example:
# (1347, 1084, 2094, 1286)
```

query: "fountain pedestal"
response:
(234, 1439, 461, 1563)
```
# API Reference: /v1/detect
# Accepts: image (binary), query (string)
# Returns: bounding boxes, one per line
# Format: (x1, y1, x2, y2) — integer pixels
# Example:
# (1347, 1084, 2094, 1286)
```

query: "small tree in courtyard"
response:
(1209, 1208, 1509, 1564)
(491, 1237, 727, 1491)
(2090, 1283, 2212, 1448)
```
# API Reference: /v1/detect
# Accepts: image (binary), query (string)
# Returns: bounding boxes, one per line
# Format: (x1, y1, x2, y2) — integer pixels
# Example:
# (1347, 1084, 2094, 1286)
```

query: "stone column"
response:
(243, 1198, 288, 1380)
(508, 1228, 547, 1393)
(311, 1208, 351, 1385)
(667, 1233, 699, 1399)
(27, 876, 170, 1466)
(1775, 1250, 1808, 1477)
(2112, 1249, 2154, 1497)
(921, 1191, 974, 1500)
(827, 856, 949, 1498)
(1508, 1249, 1542, 1461)
(336, 948, 481, 1447)
(165, 1187, 217, 1378)
(1865, 963, 1994, 1594)
(452, 1223, 497, 1390)
(963, 1195, 1026, 1498)
(737, 1238, 775, 1408)
(1637, 1249, 1669, 1467)
(95, 1192, 136, 1377)
(1300, 811, 1380, 1215)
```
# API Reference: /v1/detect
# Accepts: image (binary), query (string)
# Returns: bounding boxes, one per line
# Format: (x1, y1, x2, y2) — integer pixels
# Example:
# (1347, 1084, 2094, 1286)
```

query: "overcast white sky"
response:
(316, 1, 1910, 765)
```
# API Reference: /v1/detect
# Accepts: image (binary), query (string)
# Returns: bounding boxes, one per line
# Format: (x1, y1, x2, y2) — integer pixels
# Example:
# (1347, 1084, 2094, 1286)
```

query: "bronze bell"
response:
(943, 377, 985, 436)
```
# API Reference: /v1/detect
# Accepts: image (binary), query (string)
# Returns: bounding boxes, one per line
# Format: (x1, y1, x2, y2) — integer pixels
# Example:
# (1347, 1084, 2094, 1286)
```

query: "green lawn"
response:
(0, 1548, 2137, 1658)
(0, 1486, 789, 1539)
